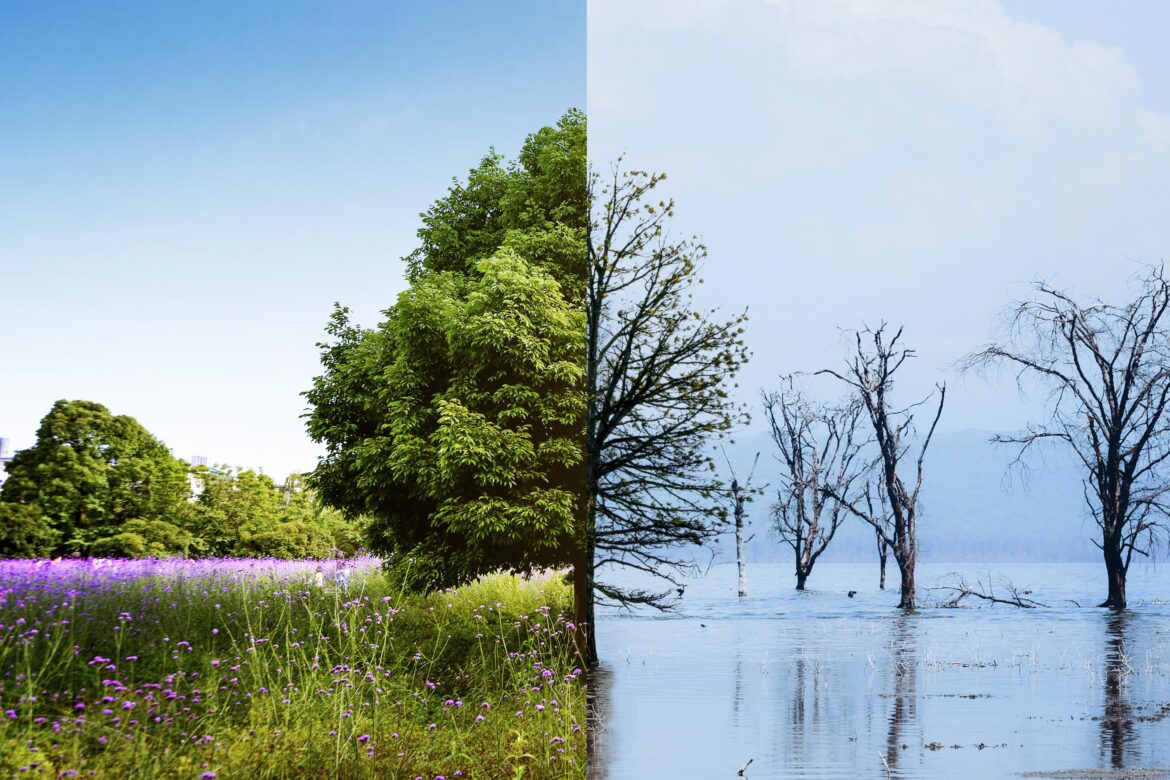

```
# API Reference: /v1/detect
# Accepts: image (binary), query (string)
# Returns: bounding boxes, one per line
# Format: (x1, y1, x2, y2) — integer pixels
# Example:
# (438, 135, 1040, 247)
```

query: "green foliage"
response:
(0, 402, 366, 560)
(122, 518, 195, 556)
(306, 111, 587, 590)
(0, 568, 583, 778)
(189, 465, 283, 555)
(0, 503, 57, 557)
(405, 108, 586, 288)
(89, 531, 149, 558)
(277, 474, 368, 555)
(0, 399, 191, 554)
(236, 520, 333, 559)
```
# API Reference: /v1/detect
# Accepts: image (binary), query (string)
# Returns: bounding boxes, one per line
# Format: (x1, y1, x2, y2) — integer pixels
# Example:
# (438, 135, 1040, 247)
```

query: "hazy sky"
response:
(1, 1, 585, 477)
(588, 0, 1170, 435)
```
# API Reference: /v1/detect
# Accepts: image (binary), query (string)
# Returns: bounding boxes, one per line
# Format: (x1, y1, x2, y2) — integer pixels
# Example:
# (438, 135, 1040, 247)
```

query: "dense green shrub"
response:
(238, 520, 333, 559)
(89, 531, 149, 558)
(0, 503, 57, 557)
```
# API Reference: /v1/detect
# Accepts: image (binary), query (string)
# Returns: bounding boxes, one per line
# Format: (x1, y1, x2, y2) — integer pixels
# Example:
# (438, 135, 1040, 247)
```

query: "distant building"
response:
(0, 437, 12, 487)
(187, 455, 209, 501)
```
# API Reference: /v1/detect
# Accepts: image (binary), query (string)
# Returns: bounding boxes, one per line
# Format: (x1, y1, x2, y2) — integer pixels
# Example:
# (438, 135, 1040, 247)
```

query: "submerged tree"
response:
(762, 377, 866, 590)
(585, 163, 749, 663)
(305, 112, 587, 622)
(867, 485, 892, 590)
(722, 447, 760, 598)
(820, 325, 945, 609)
(965, 266, 1170, 609)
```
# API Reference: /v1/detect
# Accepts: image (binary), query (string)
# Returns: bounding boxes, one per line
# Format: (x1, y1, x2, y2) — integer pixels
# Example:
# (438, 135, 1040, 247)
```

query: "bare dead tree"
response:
(722, 447, 760, 598)
(819, 324, 946, 609)
(585, 162, 750, 665)
(762, 377, 867, 590)
(865, 483, 892, 590)
(964, 266, 1170, 609)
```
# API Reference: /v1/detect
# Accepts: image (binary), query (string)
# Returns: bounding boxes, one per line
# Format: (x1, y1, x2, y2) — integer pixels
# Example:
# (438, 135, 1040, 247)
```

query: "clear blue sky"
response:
(589, 0, 1170, 436)
(1, 1, 584, 477)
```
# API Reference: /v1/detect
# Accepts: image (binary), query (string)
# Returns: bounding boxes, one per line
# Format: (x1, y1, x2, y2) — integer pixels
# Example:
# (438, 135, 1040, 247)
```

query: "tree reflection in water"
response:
(588, 664, 613, 779)
(884, 615, 918, 777)
(1099, 611, 1136, 769)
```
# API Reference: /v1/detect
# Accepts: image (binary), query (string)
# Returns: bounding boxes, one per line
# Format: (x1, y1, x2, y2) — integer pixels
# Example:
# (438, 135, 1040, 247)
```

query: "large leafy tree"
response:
(0, 399, 191, 554)
(305, 111, 586, 598)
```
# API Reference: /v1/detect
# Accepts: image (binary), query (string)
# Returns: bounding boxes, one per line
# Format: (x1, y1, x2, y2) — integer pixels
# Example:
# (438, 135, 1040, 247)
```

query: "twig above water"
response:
(930, 573, 1048, 608)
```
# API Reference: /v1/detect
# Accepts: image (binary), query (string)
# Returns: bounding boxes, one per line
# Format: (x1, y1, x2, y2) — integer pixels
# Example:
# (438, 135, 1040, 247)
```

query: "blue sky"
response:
(1, 1, 584, 477)
(589, 0, 1170, 437)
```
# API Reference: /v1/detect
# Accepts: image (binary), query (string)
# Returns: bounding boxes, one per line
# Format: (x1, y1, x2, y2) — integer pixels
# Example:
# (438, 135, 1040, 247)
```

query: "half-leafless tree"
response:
(763, 377, 867, 590)
(820, 325, 946, 609)
(584, 162, 750, 665)
(964, 266, 1170, 608)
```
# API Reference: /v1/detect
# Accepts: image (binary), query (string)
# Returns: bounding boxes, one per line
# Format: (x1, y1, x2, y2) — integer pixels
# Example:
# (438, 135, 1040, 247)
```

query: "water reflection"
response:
(733, 649, 744, 728)
(1099, 610, 1135, 769)
(591, 562, 1170, 779)
(588, 665, 612, 780)
(884, 615, 918, 777)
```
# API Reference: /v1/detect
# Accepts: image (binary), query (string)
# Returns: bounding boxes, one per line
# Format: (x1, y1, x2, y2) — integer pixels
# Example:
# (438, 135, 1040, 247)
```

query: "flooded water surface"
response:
(592, 562, 1170, 779)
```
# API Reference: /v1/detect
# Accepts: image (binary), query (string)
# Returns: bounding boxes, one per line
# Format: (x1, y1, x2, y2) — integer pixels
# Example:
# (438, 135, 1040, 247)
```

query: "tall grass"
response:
(0, 558, 585, 778)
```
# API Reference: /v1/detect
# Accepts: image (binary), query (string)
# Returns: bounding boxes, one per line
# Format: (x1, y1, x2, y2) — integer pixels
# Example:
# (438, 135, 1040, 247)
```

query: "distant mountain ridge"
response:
(712, 428, 1099, 565)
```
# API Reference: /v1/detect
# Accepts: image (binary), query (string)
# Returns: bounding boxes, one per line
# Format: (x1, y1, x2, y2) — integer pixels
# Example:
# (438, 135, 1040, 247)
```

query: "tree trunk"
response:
(735, 495, 747, 597)
(879, 552, 887, 590)
(573, 532, 597, 668)
(795, 569, 807, 591)
(1100, 534, 1127, 609)
(897, 554, 915, 609)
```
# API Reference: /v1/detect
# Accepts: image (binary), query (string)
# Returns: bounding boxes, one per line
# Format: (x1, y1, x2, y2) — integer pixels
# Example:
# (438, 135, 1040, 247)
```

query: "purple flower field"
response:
(0, 557, 585, 778)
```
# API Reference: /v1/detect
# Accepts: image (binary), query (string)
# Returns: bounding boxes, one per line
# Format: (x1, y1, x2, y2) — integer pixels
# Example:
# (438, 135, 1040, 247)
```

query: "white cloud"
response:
(588, 0, 1170, 431)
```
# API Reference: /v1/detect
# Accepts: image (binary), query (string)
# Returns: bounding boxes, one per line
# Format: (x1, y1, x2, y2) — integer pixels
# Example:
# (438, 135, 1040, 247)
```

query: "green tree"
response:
(189, 465, 283, 556)
(0, 399, 190, 554)
(237, 521, 333, 559)
(305, 111, 586, 600)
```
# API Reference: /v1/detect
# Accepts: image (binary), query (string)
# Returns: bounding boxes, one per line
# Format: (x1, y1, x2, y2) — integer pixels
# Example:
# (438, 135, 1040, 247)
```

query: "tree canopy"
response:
(0, 400, 363, 560)
(0, 399, 190, 555)
(305, 110, 587, 592)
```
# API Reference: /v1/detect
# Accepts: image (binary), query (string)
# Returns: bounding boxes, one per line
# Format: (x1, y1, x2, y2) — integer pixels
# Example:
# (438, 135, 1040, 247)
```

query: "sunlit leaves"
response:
(305, 112, 586, 592)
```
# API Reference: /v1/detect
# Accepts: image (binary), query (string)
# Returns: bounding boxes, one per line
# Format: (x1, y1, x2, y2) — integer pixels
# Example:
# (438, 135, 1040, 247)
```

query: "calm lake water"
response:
(591, 562, 1170, 779)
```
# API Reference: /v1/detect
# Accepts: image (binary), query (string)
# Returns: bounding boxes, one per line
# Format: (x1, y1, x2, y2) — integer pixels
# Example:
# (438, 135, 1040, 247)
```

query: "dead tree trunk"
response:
(876, 529, 888, 590)
(963, 266, 1170, 610)
(724, 449, 759, 598)
(735, 488, 748, 598)
(820, 325, 945, 611)
(1103, 536, 1127, 610)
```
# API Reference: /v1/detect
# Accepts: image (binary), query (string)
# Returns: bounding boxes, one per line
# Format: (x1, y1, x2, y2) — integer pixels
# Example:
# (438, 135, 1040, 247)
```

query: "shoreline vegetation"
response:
(0, 557, 585, 778)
